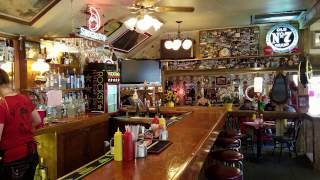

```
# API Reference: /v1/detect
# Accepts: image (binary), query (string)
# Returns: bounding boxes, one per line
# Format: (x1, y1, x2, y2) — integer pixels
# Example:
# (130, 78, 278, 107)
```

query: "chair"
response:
(272, 119, 302, 161)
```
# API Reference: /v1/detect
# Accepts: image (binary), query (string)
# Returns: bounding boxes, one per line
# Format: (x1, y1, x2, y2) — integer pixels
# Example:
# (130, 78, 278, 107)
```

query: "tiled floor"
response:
(244, 146, 320, 180)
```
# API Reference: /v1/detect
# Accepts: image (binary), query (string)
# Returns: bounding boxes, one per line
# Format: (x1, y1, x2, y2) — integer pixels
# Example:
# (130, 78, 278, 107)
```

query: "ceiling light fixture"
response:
(165, 21, 193, 51)
(124, 14, 163, 32)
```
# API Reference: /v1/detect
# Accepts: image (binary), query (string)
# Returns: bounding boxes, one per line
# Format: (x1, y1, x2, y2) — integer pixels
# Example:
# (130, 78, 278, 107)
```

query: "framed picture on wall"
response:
(25, 41, 40, 59)
(216, 76, 226, 85)
(311, 31, 320, 49)
(0, 0, 61, 25)
(298, 95, 309, 109)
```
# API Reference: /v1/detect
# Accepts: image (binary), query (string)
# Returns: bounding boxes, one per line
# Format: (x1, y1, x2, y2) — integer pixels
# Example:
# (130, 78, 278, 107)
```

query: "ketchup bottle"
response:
(123, 130, 134, 161)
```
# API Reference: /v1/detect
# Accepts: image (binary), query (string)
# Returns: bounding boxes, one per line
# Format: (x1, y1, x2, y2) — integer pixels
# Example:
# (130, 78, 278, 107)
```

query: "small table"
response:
(243, 121, 275, 161)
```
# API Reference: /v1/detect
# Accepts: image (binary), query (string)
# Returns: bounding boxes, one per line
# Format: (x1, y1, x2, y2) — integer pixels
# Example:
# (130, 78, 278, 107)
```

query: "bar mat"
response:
(58, 154, 113, 180)
(147, 140, 172, 154)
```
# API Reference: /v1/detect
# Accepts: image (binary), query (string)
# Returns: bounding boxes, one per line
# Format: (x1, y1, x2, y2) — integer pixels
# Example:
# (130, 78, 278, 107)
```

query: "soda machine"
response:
(84, 63, 120, 113)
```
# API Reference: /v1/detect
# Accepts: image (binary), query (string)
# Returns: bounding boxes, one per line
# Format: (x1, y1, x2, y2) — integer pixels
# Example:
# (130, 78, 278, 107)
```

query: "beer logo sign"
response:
(266, 24, 298, 53)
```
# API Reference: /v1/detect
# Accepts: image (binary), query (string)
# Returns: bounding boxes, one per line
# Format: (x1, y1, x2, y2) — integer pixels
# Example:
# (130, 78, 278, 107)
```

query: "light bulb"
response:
(182, 39, 193, 50)
(172, 39, 182, 50)
(136, 15, 153, 31)
(164, 40, 173, 49)
(0, 62, 13, 73)
(124, 17, 138, 30)
(152, 18, 163, 31)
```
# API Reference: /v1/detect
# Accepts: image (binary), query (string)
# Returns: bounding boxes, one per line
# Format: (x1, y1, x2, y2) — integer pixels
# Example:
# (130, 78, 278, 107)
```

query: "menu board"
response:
(199, 26, 260, 58)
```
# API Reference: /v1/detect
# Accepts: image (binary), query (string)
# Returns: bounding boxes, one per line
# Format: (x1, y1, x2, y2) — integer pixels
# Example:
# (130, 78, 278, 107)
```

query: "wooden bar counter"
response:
(81, 107, 226, 180)
(34, 113, 109, 180)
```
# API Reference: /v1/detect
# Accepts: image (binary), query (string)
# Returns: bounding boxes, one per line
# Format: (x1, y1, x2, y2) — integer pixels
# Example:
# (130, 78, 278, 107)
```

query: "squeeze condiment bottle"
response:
(152, 117, 159, 124)
(159, 115, 166, 129)
(114, 128, 123, 161)
(123, 130, 134, 161)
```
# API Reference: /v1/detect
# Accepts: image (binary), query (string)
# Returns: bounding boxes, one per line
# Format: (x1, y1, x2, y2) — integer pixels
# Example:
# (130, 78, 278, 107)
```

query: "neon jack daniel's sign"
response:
(266, 24, 298, 53)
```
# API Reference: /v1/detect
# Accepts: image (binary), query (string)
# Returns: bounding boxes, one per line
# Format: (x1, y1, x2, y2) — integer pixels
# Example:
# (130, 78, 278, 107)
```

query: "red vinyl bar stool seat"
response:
(211, 150, 244, 163)
(210, 149, 244, 171)
(206, 164, 242, 180)
(215, 137, 241, 150)
(219, 130, 242, 139)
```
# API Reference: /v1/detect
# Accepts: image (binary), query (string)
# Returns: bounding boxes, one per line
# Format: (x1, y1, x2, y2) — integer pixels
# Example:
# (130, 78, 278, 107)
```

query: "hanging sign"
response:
(88, 6, 101, 32)
(266, 24, 299, 53)
(79, 27, 107, 42)
(77, 6, 107, 42)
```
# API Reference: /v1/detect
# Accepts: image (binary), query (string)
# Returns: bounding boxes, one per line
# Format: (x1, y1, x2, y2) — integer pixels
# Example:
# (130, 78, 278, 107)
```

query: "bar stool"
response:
(218, 130, 242, 139)
(210, 149, 244, 171)
(214, 137, 241, 151)
(206, 164, 242, 180)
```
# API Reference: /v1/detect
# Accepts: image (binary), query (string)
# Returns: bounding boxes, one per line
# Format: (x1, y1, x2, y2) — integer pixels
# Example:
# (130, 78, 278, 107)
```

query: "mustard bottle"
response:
(114, 128, 123, 161)
(159, 115, 166, 128)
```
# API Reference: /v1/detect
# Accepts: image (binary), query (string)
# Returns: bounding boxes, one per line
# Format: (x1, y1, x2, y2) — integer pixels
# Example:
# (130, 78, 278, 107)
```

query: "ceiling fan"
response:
(127, 0, 195, 14)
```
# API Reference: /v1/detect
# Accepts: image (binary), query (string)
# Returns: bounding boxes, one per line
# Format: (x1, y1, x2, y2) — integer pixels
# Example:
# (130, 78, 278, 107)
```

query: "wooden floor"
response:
(244, 146, 320, 180)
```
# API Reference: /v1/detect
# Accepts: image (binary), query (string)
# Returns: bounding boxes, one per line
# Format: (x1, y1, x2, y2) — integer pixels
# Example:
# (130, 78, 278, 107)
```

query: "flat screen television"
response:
(120, 60, 161, 84)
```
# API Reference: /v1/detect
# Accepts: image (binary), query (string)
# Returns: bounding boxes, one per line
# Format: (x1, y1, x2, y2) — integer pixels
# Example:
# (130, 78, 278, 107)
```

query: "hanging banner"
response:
(266, 24, 299, 53)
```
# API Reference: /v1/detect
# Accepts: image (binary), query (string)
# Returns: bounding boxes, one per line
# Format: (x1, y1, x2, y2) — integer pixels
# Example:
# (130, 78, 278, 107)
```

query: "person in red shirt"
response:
(0, 69, 41, 179)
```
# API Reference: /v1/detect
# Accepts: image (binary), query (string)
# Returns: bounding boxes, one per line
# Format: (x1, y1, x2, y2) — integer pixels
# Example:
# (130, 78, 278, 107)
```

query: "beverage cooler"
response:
(84, 63, 120, 113)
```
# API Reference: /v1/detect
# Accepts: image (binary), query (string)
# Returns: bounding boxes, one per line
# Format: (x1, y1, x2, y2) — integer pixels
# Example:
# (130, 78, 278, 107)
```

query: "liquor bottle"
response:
(49, 71, 54, 89)
(80, 75, 85, 88)
(70, 69, 75, 89)
(39, 157, 48, 180)
(60, 72, 66, 90)
(57, 68, 62, 89)
(64, 53, 70, 65)
(67, 94, 75, 117)
(53, 69, 58, 88)
(114, 128, 123, 161)
(65, 69, 71, 89)
(84, 94, 89, 112)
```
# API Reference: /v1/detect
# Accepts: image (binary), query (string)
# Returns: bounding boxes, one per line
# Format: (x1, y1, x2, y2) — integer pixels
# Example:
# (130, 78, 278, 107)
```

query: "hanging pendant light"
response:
(164, 40, 173, 49)
(165, 21, 192, 51)
(172, 39, 182, 50)
(182, 39, 193, 50)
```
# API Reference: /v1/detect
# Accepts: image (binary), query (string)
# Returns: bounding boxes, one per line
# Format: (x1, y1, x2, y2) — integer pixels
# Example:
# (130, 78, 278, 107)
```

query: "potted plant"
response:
(221, 94, 235, 111)
(165, 90, 177, 107)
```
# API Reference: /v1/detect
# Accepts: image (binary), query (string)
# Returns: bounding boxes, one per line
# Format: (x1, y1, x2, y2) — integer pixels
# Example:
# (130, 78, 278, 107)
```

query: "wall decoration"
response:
(199, 26, 259, 58)
(103, 21, 123, 36)
(298, 95, 309, 109)
(216, 76, 227, 85)
(266, 24, 299, 53)
(311, 31, 320, 49)
(0, 0, 61, 25)
(163, 54, 299, 71)
(25, 41, 40, 59)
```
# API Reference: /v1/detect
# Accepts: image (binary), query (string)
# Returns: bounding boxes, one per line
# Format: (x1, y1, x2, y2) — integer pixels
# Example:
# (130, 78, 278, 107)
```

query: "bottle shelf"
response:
(23, 87, 91, 94)
(163, 66, 299, 76)
(160, 53, 301, 62)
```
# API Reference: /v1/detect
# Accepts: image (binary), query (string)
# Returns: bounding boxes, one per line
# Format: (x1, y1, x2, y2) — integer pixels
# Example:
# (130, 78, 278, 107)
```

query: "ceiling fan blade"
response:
(154, 6, 195, 12)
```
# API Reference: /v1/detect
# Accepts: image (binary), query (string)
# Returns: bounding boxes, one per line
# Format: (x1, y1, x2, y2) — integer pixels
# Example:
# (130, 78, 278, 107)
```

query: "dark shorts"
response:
(0, 141, 39, 180)
(0, 152, 39, 180)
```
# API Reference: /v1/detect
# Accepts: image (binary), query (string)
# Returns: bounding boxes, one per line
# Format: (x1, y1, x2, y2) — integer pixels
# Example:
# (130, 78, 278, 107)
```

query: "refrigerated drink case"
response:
(105, 72, 120, 113)
(84, 63, 120, 113)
